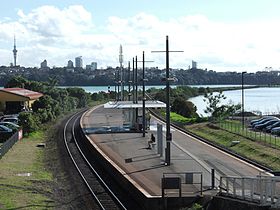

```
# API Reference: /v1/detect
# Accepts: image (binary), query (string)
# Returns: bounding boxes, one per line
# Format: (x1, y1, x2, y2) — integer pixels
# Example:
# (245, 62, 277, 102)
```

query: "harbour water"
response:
(2, 85, 279, 116)
(67, 85, 280, 116)
(189, 87, 280, 116)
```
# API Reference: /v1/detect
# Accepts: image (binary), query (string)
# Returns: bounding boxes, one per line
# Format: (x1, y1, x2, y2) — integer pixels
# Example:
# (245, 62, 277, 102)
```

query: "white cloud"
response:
(1, 5, 280, 72)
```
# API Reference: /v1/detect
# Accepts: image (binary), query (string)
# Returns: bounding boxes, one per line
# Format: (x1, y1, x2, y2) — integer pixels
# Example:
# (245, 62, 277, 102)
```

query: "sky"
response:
(1, 0, 280, 72)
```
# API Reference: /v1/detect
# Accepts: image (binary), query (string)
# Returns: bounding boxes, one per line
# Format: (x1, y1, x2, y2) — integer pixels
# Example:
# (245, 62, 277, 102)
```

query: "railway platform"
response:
(80, 105, 270, 209)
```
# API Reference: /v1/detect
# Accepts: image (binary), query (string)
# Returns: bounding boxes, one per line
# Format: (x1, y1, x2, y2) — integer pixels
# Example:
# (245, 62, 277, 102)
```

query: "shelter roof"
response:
(0, 88, 43, 100)
(104, 100, 166, 109)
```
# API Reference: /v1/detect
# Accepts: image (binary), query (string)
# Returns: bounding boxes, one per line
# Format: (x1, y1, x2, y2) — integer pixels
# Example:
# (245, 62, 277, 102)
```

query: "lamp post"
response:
(152, 36, 183, 165)
(241, 71, 246, 129)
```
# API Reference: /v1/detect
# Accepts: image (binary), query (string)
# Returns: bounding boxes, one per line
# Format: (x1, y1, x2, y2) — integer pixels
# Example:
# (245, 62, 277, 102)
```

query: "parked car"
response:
(0, 125, 13, 142)
(0, 122, 19, 131)
(271, 127, 280, 135)
(254, 119, 280, 130)
(1, 117, 19, 124)
(252, 117, 279, 128)
(250, 116, 276, 126)
(0, 125, 13, 132)
(264, 121, 280, 132)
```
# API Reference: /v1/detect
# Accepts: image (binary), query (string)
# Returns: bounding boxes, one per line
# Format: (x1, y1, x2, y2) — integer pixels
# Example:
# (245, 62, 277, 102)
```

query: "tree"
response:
(66, 87, 89, 108)
(203, 91, 240, 121)
(18, 112, 39, 135)
(171, 97, 198, 118)
(32, 95, 53, 112)
(4, 76, 28, 88)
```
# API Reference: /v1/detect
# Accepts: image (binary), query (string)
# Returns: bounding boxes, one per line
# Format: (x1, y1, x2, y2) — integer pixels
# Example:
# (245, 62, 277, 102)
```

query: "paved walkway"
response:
(81, 105, 269, 198)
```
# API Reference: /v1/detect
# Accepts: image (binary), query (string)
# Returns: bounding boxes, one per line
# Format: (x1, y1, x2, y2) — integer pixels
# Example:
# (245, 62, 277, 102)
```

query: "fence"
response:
(0, 129, 22, 158)
(219, 120, 280, 149)
(219, 176, 280, 208)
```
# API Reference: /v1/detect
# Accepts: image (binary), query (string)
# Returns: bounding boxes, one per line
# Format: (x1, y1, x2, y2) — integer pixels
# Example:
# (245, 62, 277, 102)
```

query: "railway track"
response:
(63, 110, 128, 210)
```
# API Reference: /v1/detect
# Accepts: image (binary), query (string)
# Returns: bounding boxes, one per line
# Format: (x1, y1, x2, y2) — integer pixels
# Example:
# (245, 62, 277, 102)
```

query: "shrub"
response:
(18, 112, 40, 135)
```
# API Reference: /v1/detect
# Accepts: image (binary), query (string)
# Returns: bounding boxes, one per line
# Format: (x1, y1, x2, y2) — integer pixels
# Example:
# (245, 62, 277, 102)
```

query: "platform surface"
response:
(81, 105, 268, 198)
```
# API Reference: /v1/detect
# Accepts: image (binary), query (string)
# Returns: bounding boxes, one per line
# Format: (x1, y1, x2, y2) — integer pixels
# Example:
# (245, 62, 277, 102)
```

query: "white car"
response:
(1, 117, 19, 124)
(0, 122, 19, 131)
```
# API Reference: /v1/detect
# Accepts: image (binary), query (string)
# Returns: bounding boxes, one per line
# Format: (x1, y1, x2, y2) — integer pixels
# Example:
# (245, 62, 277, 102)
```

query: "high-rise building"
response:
(91, 62, 97, 70)
(40, 59, 48, 68)
(13, 35, 17, 66)
(67, 60, 74, 68)
(85, 62, 97, 70)
(192, 60, 197, 69)
(75, 56, 83, 68)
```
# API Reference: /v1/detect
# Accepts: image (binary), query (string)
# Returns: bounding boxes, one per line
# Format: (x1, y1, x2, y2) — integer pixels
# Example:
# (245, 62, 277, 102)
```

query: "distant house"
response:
(0, 88, 43, 114)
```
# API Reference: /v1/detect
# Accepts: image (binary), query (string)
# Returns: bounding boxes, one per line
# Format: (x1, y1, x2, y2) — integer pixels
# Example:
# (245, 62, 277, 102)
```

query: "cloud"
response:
(1, 5, 280, 72)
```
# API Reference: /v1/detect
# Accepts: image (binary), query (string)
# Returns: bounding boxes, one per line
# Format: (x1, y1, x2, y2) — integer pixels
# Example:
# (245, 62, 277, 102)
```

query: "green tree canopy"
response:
(4, 76, 28, 88)
(171, 97, 198, 118)
(203, 91, 240, 121)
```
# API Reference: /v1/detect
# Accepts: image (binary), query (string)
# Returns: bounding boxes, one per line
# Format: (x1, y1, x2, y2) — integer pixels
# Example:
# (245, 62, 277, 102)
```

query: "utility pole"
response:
(152, 36, 183, 165)
(135, 56, 138, 127)
(135, 56, 138, 104)
(128, 61, 132, 101)
(119, 45, 124, 101)
(136, 51, 153, 137)
(241, 72, 246, 130)
(132, 57, 135, 103)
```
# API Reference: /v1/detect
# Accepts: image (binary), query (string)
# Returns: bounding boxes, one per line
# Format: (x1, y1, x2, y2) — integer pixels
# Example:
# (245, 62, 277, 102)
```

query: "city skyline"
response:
(1, 1, 280, 72)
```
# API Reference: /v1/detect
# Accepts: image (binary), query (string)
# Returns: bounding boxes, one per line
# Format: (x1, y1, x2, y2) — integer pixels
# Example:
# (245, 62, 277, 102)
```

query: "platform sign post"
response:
(157, 123, 163, 156)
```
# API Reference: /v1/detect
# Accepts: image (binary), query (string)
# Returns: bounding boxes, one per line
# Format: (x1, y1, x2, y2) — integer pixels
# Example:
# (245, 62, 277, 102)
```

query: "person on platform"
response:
(148, 134, 156, 149)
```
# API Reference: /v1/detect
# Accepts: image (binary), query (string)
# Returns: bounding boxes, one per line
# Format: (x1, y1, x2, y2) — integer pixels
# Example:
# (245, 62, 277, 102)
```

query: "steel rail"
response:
(71, 113, 127, 210)
(63, 110, 127, 210)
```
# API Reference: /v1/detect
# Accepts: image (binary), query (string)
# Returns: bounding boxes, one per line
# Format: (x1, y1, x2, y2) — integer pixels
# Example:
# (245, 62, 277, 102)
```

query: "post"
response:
(128, 61, 131, 101)
(135, 56, 138, 104)
(142, 51, 146, 137)
(242, 72, 246, 129)
(211, 169, 215, 189)
(166, 36, 171, 165)
(132, 57, 135, 103)
(135, 56, 138, 128)
(119, 45, 124, 101)
(157, 124, 163, 156)
(117, 67, 120, 101)
(151, 36, 183, 165)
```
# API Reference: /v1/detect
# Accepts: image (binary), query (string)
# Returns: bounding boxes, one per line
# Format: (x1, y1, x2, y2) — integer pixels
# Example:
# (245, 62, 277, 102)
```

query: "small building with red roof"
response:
(0, 88, 43, 114)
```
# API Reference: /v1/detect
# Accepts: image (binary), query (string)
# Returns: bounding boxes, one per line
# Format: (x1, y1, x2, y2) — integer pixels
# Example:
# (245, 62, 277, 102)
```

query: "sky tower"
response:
(119, 45, 124, 100)
(13, 35, 17, 66)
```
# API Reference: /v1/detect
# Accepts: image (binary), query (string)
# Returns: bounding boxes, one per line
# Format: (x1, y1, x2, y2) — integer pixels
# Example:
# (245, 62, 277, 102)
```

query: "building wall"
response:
(0, 92, 27, 101)
(0, 92, 38, 112)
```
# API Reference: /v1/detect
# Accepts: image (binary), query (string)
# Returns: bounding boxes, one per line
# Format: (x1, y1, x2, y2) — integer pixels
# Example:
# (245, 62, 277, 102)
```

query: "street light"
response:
(241, 71, 246, 129)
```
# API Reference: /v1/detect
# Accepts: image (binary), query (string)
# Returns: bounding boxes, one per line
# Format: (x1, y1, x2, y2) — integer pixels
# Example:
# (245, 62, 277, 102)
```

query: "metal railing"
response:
(219, 176, 280, 208)
(219, 120, 280, 149)
(0, 130, 22, 158)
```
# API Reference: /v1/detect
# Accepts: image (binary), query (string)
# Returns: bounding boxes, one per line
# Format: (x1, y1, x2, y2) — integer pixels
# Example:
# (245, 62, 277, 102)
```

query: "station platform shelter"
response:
(104, 100, 166, 131)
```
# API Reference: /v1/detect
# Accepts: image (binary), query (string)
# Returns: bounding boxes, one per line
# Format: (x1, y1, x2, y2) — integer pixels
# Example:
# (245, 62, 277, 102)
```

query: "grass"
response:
(186, 122, 280, 171)
(219, 120, 280, 149)
(0, 130, 55, 209)
(159, 110, 197, 124)
(170, 112, 196, 124)
(0, 102, 104, 209)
